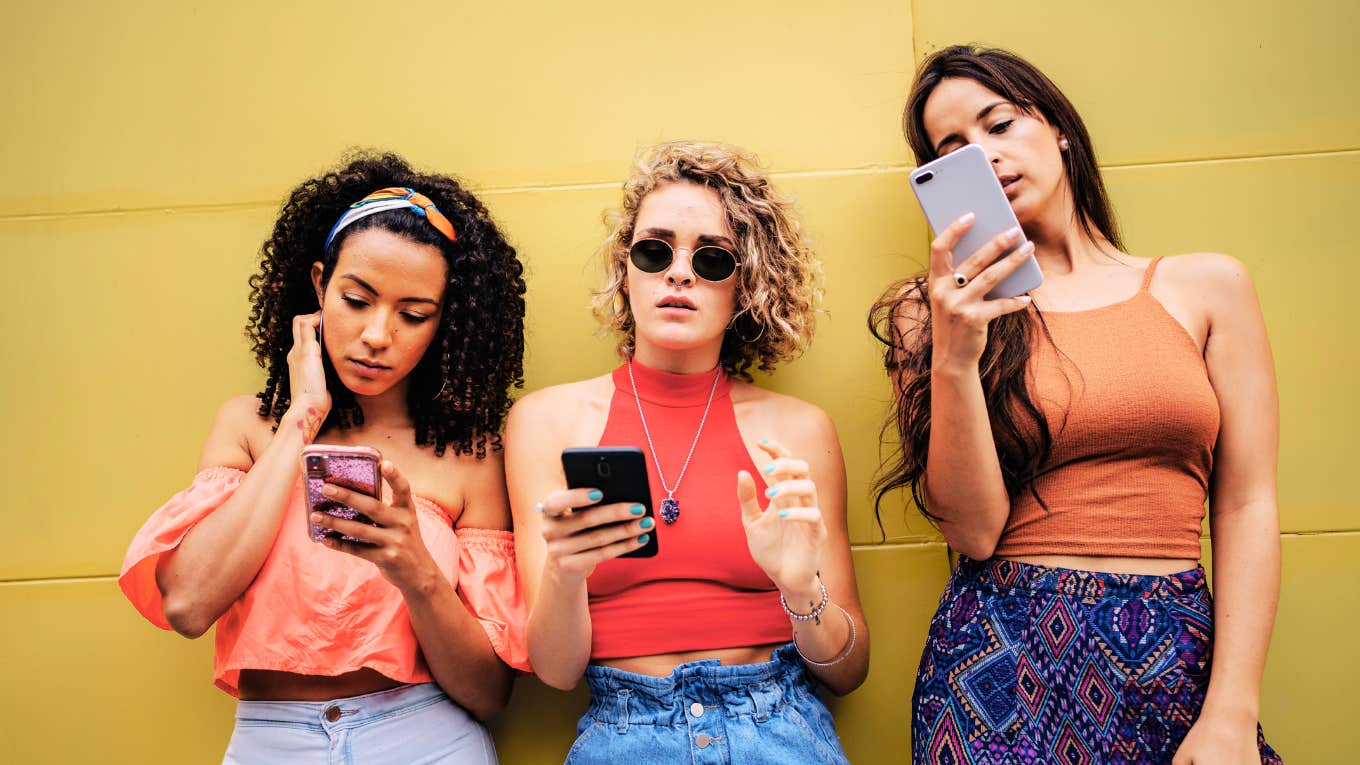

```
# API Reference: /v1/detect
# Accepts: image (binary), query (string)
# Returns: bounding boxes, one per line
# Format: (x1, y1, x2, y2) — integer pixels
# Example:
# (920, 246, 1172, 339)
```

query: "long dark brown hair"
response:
(868, 45, 1124, 525)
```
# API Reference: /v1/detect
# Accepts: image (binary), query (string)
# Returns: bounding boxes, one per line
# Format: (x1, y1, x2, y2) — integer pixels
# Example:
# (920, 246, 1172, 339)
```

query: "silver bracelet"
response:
(793, 603, 857, 667)
(780, 578, 829, 623)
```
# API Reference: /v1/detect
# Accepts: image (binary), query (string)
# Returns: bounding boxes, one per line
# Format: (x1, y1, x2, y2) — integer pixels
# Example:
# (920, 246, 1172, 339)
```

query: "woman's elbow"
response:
(160, 591, 216, 639)
(944, 529, 999, 561)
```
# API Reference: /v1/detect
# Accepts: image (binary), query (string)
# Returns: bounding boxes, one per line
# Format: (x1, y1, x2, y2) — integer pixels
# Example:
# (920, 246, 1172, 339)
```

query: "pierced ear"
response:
(310, 262, 326, 307)
(1058, 137, 1071, 151)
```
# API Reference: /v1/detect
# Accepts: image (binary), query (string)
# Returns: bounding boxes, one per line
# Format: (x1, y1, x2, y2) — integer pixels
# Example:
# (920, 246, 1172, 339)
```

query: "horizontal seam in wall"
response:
(2, 529, 1354, 584)
(2, 147, 1356, 223)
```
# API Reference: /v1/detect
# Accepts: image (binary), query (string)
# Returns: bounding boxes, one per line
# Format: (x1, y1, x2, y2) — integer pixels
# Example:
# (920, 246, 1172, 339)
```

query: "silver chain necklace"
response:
(627, 359, 723, 524)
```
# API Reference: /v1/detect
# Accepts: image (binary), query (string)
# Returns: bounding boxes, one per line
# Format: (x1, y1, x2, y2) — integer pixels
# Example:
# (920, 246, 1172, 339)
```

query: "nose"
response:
(664, 247, 696, 286)
(360, 310, 395, 350)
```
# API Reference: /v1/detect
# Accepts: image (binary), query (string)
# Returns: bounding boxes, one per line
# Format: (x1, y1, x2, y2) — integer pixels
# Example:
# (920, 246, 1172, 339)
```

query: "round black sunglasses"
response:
(629, 239, 740, 282)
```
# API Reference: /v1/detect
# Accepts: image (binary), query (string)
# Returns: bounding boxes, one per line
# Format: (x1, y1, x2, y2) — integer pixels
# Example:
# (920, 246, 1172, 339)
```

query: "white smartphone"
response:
(909, 143, 1043, 299)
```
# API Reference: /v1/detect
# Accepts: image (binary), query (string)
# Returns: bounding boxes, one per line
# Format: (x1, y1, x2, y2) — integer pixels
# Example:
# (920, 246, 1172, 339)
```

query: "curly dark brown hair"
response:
(247, 151, 526, 458)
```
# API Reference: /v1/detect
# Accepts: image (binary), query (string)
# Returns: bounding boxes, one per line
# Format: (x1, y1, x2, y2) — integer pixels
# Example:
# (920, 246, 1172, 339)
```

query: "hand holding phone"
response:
(552, 447, 659, 559)
(302, 444, 381, 543)
(910, 143, 1043, 300)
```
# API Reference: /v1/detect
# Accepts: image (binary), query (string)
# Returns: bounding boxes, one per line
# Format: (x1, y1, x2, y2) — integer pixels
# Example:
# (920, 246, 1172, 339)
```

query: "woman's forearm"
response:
(1202, 498, 1280, 719)
(156, 408, 311, 637)
(402, 572, 513, 721)
(924, 362, 1013, 558)
(527, 564, 594, 690)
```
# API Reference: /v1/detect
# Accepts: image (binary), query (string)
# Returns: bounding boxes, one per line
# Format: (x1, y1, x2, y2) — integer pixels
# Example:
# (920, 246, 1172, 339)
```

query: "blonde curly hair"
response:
(591, 140, 824, 380)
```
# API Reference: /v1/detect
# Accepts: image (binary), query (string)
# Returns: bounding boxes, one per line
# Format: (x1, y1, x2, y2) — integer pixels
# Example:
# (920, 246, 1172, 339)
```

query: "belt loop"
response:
(615, 688, 631, 734)
(748, 682, 771, 723)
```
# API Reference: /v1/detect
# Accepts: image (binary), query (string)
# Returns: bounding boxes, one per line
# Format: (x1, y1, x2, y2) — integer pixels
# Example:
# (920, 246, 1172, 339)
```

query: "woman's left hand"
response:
(737, 438, 826, 599)
(311, 460, 448, 595)
(1172, 712, 1261, 765)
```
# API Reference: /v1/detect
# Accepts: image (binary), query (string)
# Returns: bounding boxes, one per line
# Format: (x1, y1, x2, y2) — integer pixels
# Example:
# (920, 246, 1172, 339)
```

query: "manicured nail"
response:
(637, 534, 650, 544)
(588, 490, 603, 501)
(960, 212, 975, 224)
(310, 513, 323, 524)
(1017, 295, 1033, 304)
(629, 504, 645, 515)
(640, 517, 655, 530)
(759, 438, 769, 445)
(320, 485, 337, 497)
(1005, 227, 1022, 241)
(765, 487, 779, 498)
(778, 510, 789, 519)
(763, 464, 776, 475)
(1017, 241, 1035, 254)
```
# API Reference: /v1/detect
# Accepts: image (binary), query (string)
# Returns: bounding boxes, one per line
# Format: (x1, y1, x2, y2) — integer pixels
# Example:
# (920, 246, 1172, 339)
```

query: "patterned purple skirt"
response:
(912, 557, 1281, 764)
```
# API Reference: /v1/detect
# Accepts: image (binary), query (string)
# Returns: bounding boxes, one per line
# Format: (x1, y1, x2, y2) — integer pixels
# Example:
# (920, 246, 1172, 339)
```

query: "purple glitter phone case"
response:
(302, 445, 382, 543)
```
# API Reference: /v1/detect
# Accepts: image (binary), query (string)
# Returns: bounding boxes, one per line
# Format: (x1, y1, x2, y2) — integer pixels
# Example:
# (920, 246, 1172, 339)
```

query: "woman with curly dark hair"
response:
(507, 141, 868, 763)
(119, 152, 529, 764)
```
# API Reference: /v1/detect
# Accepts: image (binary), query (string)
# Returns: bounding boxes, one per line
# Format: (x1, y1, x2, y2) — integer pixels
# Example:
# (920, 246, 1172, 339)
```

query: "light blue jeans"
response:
(222, 683, 497, 765)
(567, 644, 851, 765)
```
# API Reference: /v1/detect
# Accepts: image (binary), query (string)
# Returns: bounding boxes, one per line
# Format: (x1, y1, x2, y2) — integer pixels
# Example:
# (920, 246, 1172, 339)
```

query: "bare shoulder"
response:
(199, 394, 272, 470)
(506, 373, 615, 449)
(732, 383, 838, 444)
(1156, 252, 1257, 298)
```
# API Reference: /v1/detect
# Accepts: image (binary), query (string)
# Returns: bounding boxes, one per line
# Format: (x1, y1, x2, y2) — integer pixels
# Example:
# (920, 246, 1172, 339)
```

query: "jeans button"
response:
(689, 701, 704, 718)
(324, 706, 341, 722)
(695, 733, 713, 749)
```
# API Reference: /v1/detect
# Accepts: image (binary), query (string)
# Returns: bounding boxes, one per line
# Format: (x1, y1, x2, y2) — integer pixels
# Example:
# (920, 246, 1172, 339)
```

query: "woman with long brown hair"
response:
(872, 46, 1282, 763)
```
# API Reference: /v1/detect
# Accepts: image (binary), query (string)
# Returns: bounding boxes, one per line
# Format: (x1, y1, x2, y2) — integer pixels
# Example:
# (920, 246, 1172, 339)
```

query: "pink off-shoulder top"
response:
(120, 466, 530, 697)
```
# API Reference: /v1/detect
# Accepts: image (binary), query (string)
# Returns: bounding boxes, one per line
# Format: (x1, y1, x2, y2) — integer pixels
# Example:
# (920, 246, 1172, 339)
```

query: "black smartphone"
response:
(560, 447, 659, 558)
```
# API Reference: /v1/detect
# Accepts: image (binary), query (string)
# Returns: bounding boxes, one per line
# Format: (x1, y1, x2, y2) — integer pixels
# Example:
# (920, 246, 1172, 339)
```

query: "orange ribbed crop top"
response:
(586, 362, 791, 659)
(994, 258, 1221, 559)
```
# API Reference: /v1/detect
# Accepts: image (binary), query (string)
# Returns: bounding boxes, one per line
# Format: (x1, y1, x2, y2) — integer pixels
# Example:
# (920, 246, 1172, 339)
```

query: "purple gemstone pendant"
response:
(660, 497, 680, 524)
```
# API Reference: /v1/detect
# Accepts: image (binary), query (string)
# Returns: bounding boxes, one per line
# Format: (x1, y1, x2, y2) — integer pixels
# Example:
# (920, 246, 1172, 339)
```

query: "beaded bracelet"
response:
(780, 578, 829, 624)
(793, 603, 857, 667)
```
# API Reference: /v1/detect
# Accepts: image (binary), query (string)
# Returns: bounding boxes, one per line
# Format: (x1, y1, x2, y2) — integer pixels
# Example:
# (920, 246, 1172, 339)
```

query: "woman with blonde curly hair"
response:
(506, 140, 868, 763)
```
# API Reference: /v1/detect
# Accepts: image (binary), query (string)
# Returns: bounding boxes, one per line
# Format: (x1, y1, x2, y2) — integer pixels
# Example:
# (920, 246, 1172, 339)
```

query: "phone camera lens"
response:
(596, 461, 613, 479)
(915, 172, 934, 185)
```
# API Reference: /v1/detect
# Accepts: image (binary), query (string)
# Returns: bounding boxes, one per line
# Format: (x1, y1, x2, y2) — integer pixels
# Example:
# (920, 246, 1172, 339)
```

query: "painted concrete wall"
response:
(1, 1, 1354, 761)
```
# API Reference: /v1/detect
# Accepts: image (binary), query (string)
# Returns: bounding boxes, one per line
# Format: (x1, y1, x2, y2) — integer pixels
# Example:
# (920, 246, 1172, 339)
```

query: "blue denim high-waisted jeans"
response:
(222, 683, 497, 765)
(567, 643, 850, 765)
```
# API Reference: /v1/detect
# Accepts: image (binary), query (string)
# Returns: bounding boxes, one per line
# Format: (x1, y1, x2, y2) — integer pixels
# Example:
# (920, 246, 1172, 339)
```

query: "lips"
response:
(998, 173, 1021, 190)
(656, 296, 696, 311)
(348, 358, 391, 371)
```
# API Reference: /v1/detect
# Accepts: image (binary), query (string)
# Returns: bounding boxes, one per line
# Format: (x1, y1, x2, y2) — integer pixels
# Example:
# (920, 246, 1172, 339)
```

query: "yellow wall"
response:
(1, 1, 1353, 762)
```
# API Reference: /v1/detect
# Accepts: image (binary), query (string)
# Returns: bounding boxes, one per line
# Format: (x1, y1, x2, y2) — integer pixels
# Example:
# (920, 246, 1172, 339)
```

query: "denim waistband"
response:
(956, 555, 1206, 600)
(234, 682, 447, 729)
(582, 643, 812, 728)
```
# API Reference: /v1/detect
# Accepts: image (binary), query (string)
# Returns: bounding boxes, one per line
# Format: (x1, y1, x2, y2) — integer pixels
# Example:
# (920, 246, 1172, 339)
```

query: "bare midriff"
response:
(596, 642, 787, 678)
(1001, 554, 1199, 576)
(237, 668, 404, 702)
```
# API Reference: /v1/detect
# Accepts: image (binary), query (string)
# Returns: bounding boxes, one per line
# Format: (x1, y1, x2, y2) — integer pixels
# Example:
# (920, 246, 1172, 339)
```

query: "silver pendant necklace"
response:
(628, 359, 723, 524)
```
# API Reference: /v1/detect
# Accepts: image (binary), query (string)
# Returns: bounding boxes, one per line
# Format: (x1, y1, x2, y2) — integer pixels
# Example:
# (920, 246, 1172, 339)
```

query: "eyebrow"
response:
(338, 274, 440, 306)
(637, 227, 736, 249)
(933, 100, 1012, 154)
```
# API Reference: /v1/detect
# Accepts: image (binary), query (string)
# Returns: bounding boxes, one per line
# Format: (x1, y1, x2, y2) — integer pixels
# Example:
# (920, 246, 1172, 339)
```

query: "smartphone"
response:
(909, 143, 1043, 299)
(302, 444, 382, 543)
(560, 447, 658, 558)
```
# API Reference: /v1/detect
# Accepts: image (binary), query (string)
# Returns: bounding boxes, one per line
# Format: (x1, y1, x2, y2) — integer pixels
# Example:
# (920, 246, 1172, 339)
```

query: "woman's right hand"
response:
(287, 312, 331, 418)
(928, 214, 1035, 370)
(537, 488, 653, 582)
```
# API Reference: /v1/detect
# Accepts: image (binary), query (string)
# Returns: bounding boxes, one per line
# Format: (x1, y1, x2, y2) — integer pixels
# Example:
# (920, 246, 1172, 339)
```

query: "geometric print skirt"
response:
(912, 557, 1282, 764)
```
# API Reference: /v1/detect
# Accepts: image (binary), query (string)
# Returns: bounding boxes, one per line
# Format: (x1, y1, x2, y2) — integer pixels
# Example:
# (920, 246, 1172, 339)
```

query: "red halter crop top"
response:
(586, 361, 792, 659)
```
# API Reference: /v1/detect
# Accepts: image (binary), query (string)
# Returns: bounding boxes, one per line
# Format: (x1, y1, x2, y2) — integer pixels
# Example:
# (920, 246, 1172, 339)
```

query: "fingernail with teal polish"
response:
(778, 510, 789, 518)
(763, 464, 776, 475)
(588, 490, 603, 501)
(637, 534, 650, 544)
(640, 517, 655, 530)
(765, 487, 779, 498)
(759, 438, 769, 445)
(629, 504, 645, 515)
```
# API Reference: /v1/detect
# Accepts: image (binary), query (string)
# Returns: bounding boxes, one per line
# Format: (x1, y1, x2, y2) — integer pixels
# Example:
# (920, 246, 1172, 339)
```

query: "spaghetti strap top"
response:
(994, 257, 1221, 559)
